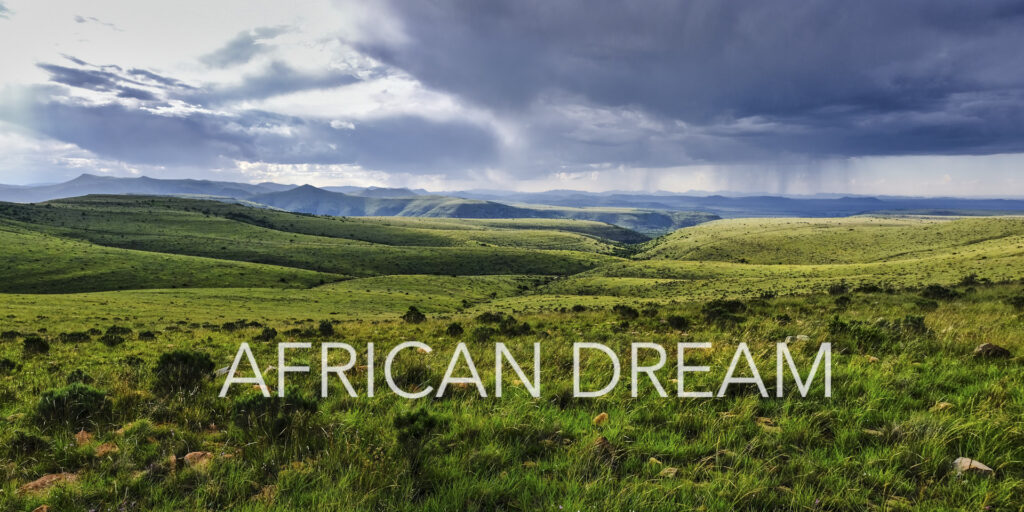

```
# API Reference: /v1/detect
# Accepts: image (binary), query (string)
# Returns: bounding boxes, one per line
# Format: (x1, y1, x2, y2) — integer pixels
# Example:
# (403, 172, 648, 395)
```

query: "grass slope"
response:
(0, 222, 341, 293)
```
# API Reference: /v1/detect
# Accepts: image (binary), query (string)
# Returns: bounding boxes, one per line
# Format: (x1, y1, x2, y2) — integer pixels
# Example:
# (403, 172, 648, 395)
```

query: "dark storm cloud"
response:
(362, 0, 1024, 160)
(200, 26, 290, 68)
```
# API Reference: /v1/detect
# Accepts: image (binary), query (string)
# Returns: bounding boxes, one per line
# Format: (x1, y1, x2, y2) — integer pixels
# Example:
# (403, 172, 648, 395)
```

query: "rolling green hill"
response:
(638, 216, 1024, 264)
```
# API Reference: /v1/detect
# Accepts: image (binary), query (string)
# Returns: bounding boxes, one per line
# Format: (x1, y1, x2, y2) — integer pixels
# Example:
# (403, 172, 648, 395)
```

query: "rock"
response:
(867, 355, 880, 363)
(184, 451, 214, 469)
(658, 467, 679, 478)
(931, 401, 954, 412)
(593, 412, 609, 426)
(214, 366, 231, 376)
(757, 417, 781, 433)
(168, 454, 177, 472)
(32, 506, 50, 512)
(648, 457, 662, 465)
(591, 436, 615, 464)
(95, 442, 119, 457)
(862, 428, 883, 437)
(784, 335, 810, 343)
(75, 429, 93, 446)
(952, 457, 993, 475)
(18, 473, 78, 494)
(973, 343, 1011, 359)
(416, 347, 430, 354)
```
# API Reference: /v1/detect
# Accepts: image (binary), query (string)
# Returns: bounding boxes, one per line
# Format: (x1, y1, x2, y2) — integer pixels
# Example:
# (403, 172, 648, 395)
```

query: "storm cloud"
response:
(1, 0, 1023, 194)
(361, 0, 1024, 159)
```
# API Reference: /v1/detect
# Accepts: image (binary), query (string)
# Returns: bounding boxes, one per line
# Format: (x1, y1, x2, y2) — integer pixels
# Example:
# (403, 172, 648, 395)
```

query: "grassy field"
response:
(0, 197, 1021, 511)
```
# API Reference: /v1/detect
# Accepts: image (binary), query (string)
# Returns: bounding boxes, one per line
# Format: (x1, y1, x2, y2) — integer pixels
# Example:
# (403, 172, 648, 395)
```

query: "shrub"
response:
(37, 383, 108, 428)
(59, 331, 91, 343)
(0, 357, 21, 374)
(1005, 294, 1024, 311)
(571, 305, 587, 313)
(898, 315, 928, 335)
(6, 430, 48, 456)
(0, 330, 19, 341)
(666, 315, 691, 331)
(828, 282, 850, 296)
(702, 299, 747, 327)
(854, 283, 884, 294)
(154, 350, 215, 391)
(446, 322, 464, 337)
(641, 305, 659, 317)
(254, 327, 278, 341)
(470, 326, 497, 343)
(475, 311, 505, 324)
(99, 333, 126, 347)
(758, 289, 778, 300)
(921, 284, 960, 301)
(23, 336, 49, 355)
(402, 306, 426, 324)
(106, 325, 133, 337)
(318, 320, 334, 337)
(231, 391, 318, 439)
(834, 296, 852, 310)
(66, 368, 94, 385)
(612, 305, 639, 319)
(138, 331, 158, 341)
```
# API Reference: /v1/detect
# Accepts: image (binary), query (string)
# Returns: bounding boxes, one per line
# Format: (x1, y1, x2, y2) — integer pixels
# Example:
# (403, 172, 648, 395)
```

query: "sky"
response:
(1, 0, 1023, 196)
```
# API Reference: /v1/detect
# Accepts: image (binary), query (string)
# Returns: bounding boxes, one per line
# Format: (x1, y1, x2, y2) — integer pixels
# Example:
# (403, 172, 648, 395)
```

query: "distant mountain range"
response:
(2, 174, 1023, 234)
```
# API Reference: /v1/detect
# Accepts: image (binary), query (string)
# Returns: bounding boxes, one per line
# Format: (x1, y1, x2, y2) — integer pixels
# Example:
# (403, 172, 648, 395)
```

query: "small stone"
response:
(214, 366, 231, 376)
(32, 506, 50, 512)
(184, 451, 214, 469)
(95, 442, 119, 457)
(973, 343, 1012, 359)
(593, 412, 609, 426)
(658, 467, 679, 478)
(952, 457, 993, 475)
(867, 355, 880, 363)
(416, 347, 430, 354)
(18, 473, 78, 494)
(75, 429, 93, 446)
(168, 454, 177, 472)
(931, 401, 954, 412)
(648, 457, 662, 465)
(862, 428, 883, 437)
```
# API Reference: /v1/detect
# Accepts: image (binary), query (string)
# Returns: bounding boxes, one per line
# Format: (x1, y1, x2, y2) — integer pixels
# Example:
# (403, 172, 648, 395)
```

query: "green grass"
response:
(0, 196, 1022, 510)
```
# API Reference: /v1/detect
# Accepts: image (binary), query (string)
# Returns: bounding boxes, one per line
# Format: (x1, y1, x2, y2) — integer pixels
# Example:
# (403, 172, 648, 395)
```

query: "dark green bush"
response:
(0, 357, 21, 374)
(667, 315, 691, 331)
(402, 306, 426, 324)
(702, 299, 747, 327)
(37, 383, 109, 428)
(318, 320, 334, 336)
(1005, 294, 1024, 311)
(921, 284, 960, 301)
(446, 322, 464, 337)
(99, 333, 125, 347)
(154, 350, 215, 391)
(138, 331, 159, 341)
(6, 430, 48, 456)
(59, 331, 92, 343)
(0, 330, 19, 341)
(612, 305, 639, 319)
(66, 368, 94, 385)
(106, 325, 133, 336)
(254, 327, 278, 341)
(23, 336, 49, 355)
(231, 391, 318, 439)
(828, 282, 850, 296)
(571, 305, 587, 313)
